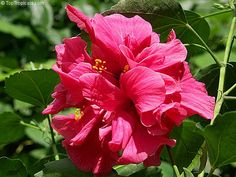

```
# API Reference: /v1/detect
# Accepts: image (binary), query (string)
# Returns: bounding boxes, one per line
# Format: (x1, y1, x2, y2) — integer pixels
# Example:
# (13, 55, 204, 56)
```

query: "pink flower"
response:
(43, 5, 215, 177)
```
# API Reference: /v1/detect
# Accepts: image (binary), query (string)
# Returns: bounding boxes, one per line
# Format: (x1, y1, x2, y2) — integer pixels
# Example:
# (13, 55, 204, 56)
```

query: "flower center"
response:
(92, 59, 107, 73)
(74, 109, 84, 121)
(123, 64, 129, 73)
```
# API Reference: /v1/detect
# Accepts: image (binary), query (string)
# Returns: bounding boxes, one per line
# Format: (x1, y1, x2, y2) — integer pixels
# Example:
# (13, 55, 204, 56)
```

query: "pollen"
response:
(123, 64, 129, 72)
(92, 59, 107, 73)
(74, 109, 84, 121)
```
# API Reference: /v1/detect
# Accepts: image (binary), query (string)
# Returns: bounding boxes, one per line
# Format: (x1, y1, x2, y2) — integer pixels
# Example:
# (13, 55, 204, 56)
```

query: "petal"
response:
(68, 62, 94, 79)
(120, 66, 166, 113)
(53, 65, 84, 106)
(66, 4, 93, 33)
(109, 111, 135, 152)
(119, 45, 137, 69)
(180, 62, 215, 119)
(63, 131, 117, 176)
(80, 73, 126, 111)
(166, 29, 176, 42)
(150, 32, 160, 44)
(51, 114, 78, 140)
(94, 14, 153, 56)
(161, 73, 178, 94)
(92, 44, 123, 75)
(154, 39, 187, 69)
(135, 34, 187, 71)
(143, 140, 175, 167)
(56, 37, 91, 73)
(140, 111, 157, 127)
(42, 96, 68, 114)
(51, 106, 101, 145)
(118, 124, 175, 164)
(42, 84, 70, 114)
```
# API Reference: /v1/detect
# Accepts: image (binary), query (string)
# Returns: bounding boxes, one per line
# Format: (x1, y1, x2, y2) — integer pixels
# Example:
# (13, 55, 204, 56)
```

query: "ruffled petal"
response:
(51, 106, 101, 145)
(135, 32, 187, 71)
(94, 14, 153, 56)
(80, 73, 126, 111)
(63, 129, 117, 177)
(120, 66, 166, 113)
(180, 62, 215, 119)
(109, 111, 135, 152)
(42, 84, 71, 114)
(53, 65, 84, 106)
(118, 123, 175, 164)
(66, 4, 93, 33)
(56, 37, 91, 73)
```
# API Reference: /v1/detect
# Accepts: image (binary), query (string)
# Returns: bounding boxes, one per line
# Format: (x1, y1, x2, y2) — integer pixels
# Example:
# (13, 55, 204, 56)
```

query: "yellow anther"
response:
(93, 59, 107, 73)
(74, 109, 83, 121)
(123, 64, 129, 72)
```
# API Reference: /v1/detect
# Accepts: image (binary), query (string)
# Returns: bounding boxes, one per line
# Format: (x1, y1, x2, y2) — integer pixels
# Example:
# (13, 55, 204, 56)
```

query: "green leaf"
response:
(104, 0, 186, 23)
(169, 120, 204, 172)
(34, 158, 93, 177)
(203, 111, 236, 168)
(0, 112, 25, 144)
(114, 161, 172, 177)
(177, 10, 210, 44)
(0, 157, 27, 177)
(25, 127, 50, 148)
(104, 0, 210, 44)
(196, 62, 236, 113)
(114, 163, 145, 176)
(5, 69, 59, 107)
(159, 162, 173, 177)
(0, 21, 35, 39)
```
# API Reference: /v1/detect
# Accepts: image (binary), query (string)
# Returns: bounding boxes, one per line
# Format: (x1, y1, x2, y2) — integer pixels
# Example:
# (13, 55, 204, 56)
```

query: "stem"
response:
(47, 114, 59, 160)
(224, 96, 236, 100)
(186, 24, 222, 66)
(20, 121, 40, 130)
(200, 9, 232, 19)
(213, 14, 236, 123)
(197, 171, 205, 177)
(224, 83, 236, 95)
(206, 168, 215, 177)
(166, 146, 180, 177)
(167, 146, 175, 165)
(173, 165, 181, 177)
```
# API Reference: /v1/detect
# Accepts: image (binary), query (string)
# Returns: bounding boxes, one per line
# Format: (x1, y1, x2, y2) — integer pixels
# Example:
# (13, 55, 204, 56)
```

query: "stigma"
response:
(92, 59, 107, 73)
(74, 109, 84, 121)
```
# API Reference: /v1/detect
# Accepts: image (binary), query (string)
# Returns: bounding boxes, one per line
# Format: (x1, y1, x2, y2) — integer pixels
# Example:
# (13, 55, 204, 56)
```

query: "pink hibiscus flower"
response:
(43, 4, 215, 177)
